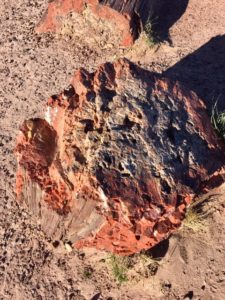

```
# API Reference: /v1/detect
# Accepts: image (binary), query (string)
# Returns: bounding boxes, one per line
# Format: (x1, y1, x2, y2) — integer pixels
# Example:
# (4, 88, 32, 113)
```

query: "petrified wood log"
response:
(37, 0, 161, 46)
(15, 59, 225, 255)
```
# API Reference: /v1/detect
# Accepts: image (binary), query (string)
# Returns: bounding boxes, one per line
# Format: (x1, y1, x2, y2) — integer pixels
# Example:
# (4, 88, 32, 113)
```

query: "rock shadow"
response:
(145, 239, 170, 259)
(152, 0, 189, 43)
(164, 35, 225, 112)
(100, 0, 189, 44)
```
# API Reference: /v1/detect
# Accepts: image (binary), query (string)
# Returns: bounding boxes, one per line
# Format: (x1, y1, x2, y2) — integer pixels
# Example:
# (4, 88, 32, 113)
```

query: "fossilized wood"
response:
(37, 0, 161, 46)
(15, 59, 225, 255)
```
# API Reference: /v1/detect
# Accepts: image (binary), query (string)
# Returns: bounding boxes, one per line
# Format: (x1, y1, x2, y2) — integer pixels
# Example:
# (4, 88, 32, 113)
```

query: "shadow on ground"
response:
(154, 0, 189, 43)
(146, 239, 170, 259)
(164, 35, 225, 112)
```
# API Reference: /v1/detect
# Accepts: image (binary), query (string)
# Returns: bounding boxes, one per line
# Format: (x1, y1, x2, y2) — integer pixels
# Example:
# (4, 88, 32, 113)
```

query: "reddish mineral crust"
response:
(36, 0, 161, 46)
(15, 59, 225, 255)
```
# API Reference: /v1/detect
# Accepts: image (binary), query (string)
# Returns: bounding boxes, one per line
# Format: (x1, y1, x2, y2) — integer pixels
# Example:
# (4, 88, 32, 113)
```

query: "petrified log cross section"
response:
(37, 0, 161, 46)
(15, 59, 225, 255)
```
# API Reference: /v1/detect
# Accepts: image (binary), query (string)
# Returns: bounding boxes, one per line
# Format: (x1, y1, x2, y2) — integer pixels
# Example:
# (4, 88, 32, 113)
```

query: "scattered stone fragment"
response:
(65, 243, 73, 253)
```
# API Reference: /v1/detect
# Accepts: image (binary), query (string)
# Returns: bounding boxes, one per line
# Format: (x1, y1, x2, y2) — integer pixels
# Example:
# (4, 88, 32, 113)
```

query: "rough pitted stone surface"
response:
(15, 59, 225, 255)
(37, 0, 161, 46)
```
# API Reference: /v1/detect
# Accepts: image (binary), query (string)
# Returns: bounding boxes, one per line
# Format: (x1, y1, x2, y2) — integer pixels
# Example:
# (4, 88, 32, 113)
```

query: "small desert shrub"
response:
(144, 18, 159, 46)
(182, 207, 205, 232)
(211, 101, 225, 139)
(182, 197, 212, 232)
(107, 252, 162, 283)
(108, 254, 130, 284)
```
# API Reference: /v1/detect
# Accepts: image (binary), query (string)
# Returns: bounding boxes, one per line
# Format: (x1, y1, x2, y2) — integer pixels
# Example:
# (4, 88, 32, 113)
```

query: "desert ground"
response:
(0, 0, 225, 299)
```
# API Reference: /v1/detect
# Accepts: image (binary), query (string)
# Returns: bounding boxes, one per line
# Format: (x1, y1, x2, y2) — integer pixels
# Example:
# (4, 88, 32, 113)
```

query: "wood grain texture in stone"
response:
(15, 58, 225, 255)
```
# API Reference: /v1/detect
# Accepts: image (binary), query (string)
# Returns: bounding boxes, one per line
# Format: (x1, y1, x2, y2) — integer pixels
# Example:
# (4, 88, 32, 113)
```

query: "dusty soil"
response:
(0, 0, 225, 299)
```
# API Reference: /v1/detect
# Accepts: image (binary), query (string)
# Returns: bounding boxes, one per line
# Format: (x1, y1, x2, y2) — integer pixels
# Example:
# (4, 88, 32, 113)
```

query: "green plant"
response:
(144, 18, 160, 46)
(211, 100, 225, 139)
(108, 254, 129, 284)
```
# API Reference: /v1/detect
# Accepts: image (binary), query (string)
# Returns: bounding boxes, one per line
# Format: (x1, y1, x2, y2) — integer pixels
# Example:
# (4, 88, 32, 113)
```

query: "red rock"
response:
(36, 0, 161, 46)
(15, 59, 225, 255)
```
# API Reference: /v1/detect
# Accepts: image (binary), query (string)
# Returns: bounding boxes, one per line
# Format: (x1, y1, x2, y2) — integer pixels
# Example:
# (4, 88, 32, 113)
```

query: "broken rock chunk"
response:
(37, 0, 162, 46)
(15, 58, 225, 255)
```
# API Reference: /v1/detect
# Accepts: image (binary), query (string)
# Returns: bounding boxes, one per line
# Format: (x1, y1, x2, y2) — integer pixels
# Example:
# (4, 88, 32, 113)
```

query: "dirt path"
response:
(0, 0, 225, 299)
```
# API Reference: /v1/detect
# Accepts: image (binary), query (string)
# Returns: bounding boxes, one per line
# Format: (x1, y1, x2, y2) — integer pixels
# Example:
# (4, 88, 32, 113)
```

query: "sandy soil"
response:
(0, 0, 225, 299)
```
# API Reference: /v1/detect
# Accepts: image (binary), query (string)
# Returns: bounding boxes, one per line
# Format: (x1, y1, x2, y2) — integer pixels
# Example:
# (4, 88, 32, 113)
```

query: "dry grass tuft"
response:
(182, 197, 213, 232)
(144, 18, 160, 47)
(211, 99, 225, 139)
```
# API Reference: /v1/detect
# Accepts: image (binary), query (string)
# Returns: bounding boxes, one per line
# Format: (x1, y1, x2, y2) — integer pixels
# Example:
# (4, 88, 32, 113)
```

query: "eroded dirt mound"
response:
(15, 58, 225, 255)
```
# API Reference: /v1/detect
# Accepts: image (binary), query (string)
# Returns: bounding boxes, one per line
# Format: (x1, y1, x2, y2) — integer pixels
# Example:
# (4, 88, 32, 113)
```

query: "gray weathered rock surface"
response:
(15, 58, 225, 255)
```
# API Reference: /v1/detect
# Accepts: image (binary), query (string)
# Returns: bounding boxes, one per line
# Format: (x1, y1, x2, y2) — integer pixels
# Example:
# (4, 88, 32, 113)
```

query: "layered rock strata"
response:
(15, 59, 225, 255)
(37, 0, 161, 46)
